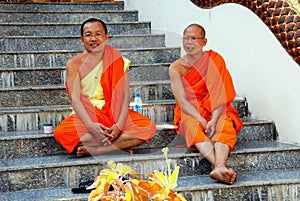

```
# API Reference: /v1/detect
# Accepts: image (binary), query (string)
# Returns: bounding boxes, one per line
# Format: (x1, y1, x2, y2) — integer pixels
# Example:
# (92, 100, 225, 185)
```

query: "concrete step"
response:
(0, 141, 299, 193)
(0, 80, 174, 107)
(0, 34, 166, 51)
(0, 67, 66, 87)
(128, 63, 170, 81)
(0, 2, 124, 12)
(177, 169, 300, 201)
(0, 118, 276, 159)
(1, 169, 299, 201)
(0, 79, 248, 110)
(0, 84, 69, 107)
(0, 96, 248, 131)
(0, 11, 139, 24)
(0, 21, 151, 36)
(0, 47, 180, 68)
(0, 102, 175, 132)
(0, 63, 170, 87)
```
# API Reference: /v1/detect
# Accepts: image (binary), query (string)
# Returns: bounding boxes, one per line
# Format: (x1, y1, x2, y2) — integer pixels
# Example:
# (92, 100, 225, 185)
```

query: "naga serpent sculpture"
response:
(190, 0, 300, 65)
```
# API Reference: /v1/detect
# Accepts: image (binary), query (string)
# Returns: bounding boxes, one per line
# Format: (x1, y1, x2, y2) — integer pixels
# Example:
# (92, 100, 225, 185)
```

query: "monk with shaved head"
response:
(54, 18, 156, 158)
(169, 23, 243, 184)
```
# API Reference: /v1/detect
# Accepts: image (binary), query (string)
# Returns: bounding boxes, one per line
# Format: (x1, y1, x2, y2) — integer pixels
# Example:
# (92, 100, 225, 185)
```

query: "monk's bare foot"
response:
(210, 167, 237, 185)
(76, 146, 90, 158)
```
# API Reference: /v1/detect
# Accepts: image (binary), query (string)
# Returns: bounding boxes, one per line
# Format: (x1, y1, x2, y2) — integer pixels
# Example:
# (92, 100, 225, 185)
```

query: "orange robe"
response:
(54, 45, 156, 153)
(174, 50, 243, 150)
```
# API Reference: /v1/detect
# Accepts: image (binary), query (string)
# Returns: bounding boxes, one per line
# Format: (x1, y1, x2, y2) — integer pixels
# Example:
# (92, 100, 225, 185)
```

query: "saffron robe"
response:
(54, 45, 156, 153)
(174, 50, 243, 150)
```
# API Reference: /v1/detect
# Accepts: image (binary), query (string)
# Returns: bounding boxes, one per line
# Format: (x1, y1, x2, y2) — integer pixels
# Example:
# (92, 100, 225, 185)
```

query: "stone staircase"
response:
(0, 1, 299, 201)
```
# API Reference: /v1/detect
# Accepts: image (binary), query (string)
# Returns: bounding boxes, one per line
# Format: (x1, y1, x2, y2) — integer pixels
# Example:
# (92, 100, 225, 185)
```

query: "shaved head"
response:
(184, 23, 206, 38)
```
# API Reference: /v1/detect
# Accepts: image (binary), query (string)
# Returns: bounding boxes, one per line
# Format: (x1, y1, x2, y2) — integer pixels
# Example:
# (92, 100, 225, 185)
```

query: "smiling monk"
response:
(169, 23, 243, 184)
(54, 18, 156, 158)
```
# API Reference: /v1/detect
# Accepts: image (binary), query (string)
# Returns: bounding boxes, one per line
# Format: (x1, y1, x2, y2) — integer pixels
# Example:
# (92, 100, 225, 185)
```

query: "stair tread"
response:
(1, 141, 299, 172)
(0, 116, 270, 140)
(0, 46, 180, 53)
(0, 97, 244, 108)
(1, 33, 161, 39)
(0, 21, 151, 26)
(0, 79, 171, 90)
(177, 168, 300, 190)
(1, 168, 300, 201)
(0, 99, 178, 114)
(0, 63, 171, 71)
(0, 10, 135, 14)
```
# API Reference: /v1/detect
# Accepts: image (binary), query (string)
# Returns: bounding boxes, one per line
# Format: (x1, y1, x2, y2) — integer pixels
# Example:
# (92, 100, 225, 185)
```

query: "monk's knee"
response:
(149, 121, 156, 135)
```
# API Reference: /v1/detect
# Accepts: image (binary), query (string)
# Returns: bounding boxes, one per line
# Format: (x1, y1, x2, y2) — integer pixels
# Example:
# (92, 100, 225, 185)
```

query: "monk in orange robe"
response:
(169, 24, 243, 184)
(54, 18, 156, 158)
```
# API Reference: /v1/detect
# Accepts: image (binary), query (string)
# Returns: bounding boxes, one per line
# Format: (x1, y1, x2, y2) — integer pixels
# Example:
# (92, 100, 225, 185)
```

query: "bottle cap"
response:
(135, 93, 140, 97)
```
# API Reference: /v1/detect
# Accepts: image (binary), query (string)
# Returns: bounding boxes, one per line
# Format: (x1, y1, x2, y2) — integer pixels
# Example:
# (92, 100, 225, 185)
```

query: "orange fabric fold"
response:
(174, 50, 243, 150)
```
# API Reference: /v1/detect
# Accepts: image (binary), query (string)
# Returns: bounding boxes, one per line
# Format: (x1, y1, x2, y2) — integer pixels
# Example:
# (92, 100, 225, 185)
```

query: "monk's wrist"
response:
(115, 122, 124, 130)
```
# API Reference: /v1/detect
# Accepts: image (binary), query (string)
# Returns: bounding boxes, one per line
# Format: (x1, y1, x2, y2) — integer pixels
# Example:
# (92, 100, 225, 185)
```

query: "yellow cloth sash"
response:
(80, 57, 131, 110)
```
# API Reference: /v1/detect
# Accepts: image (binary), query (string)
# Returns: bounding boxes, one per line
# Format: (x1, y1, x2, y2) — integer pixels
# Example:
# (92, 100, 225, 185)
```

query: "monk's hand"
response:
(205, 120, 217, 139)
(105, 124, 121, 144)
(88, 122, 109, 143)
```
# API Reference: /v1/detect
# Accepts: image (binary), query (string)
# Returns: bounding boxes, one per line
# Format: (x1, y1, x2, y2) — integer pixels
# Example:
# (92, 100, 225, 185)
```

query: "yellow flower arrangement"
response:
(88, 147, 187, 201)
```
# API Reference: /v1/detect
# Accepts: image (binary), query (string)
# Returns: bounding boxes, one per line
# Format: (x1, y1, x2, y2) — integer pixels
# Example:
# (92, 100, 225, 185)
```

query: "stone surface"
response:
(0, 34, 165, 51)
(0, 68, 65, 87)
(129, 63, 170, 81)
(178, 169, 300, 201)
(0, 2, 124, 12)
(0, 100, 255, 132)
(0, 118, 276, 158)
(0, 63, 170, 87)
(0, 142, 299, 193)
(0, 86, 69, 107)
(0, 48, 180, 68)
(0, 11, 138, 23)
(0, 22, 151, 37)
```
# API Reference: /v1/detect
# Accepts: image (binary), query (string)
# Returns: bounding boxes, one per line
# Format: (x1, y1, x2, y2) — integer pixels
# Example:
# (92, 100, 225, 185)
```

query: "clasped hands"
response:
(200, 118, 217, 139)
(88, 122, 121, 145)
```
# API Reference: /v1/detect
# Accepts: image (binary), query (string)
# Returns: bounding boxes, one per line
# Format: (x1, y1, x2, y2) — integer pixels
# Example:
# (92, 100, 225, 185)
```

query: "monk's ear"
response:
(203, 38, 208, 46)
(80, 35, 84, 43)
(105, 33, 109, 40)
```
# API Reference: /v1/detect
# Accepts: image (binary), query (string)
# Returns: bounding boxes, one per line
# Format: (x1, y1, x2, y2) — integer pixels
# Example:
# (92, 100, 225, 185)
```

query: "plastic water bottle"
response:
(133, 93, 143, 114)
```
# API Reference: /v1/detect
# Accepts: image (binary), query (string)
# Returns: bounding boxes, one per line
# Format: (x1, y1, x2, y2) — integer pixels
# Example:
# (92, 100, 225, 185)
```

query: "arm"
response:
(106, 72, 130, 141)
(205, 104, 225, 138)
(169, 64, 207, 127)
(66, 60, 109, 143)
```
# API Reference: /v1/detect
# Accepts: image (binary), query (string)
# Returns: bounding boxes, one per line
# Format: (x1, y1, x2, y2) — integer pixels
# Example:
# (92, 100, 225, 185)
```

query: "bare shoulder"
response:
(66, 53, 84, 72)
(169, 57, 191, 76)
(169, 58, 184, 72)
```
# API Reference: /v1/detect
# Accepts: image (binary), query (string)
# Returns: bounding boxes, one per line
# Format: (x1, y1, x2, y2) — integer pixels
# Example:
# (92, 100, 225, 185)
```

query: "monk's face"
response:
(80, 21, 109, 53)
(182, 25, 207, 56)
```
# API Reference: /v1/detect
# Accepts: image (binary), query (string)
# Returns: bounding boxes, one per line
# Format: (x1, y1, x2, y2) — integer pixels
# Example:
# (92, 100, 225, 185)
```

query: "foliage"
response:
(88, 147, 186, 201)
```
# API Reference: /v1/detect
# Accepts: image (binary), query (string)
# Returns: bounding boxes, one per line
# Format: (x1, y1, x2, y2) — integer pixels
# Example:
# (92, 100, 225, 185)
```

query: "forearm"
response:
(210, 104, 226, 123)
(116, 97, 129, 129)
(179, 99, 207, 125)
(71, 98, 94, 129)
(116, 75, 130, 129)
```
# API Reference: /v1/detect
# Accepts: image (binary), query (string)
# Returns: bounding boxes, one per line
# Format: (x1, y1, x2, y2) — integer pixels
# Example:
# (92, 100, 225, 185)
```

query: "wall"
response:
(124, 0, 300, 145)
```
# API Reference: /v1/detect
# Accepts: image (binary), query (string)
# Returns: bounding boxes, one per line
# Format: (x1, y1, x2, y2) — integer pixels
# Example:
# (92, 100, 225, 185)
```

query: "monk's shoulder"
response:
(170, 58, 190, 75)
(208, 50, 226, 64)
(169, 58, 181, 70)
(66, 53, 85, 72)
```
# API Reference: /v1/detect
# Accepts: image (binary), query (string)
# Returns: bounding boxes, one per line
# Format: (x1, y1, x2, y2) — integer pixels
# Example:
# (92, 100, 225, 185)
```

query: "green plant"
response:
(88, 147, 187, 201)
